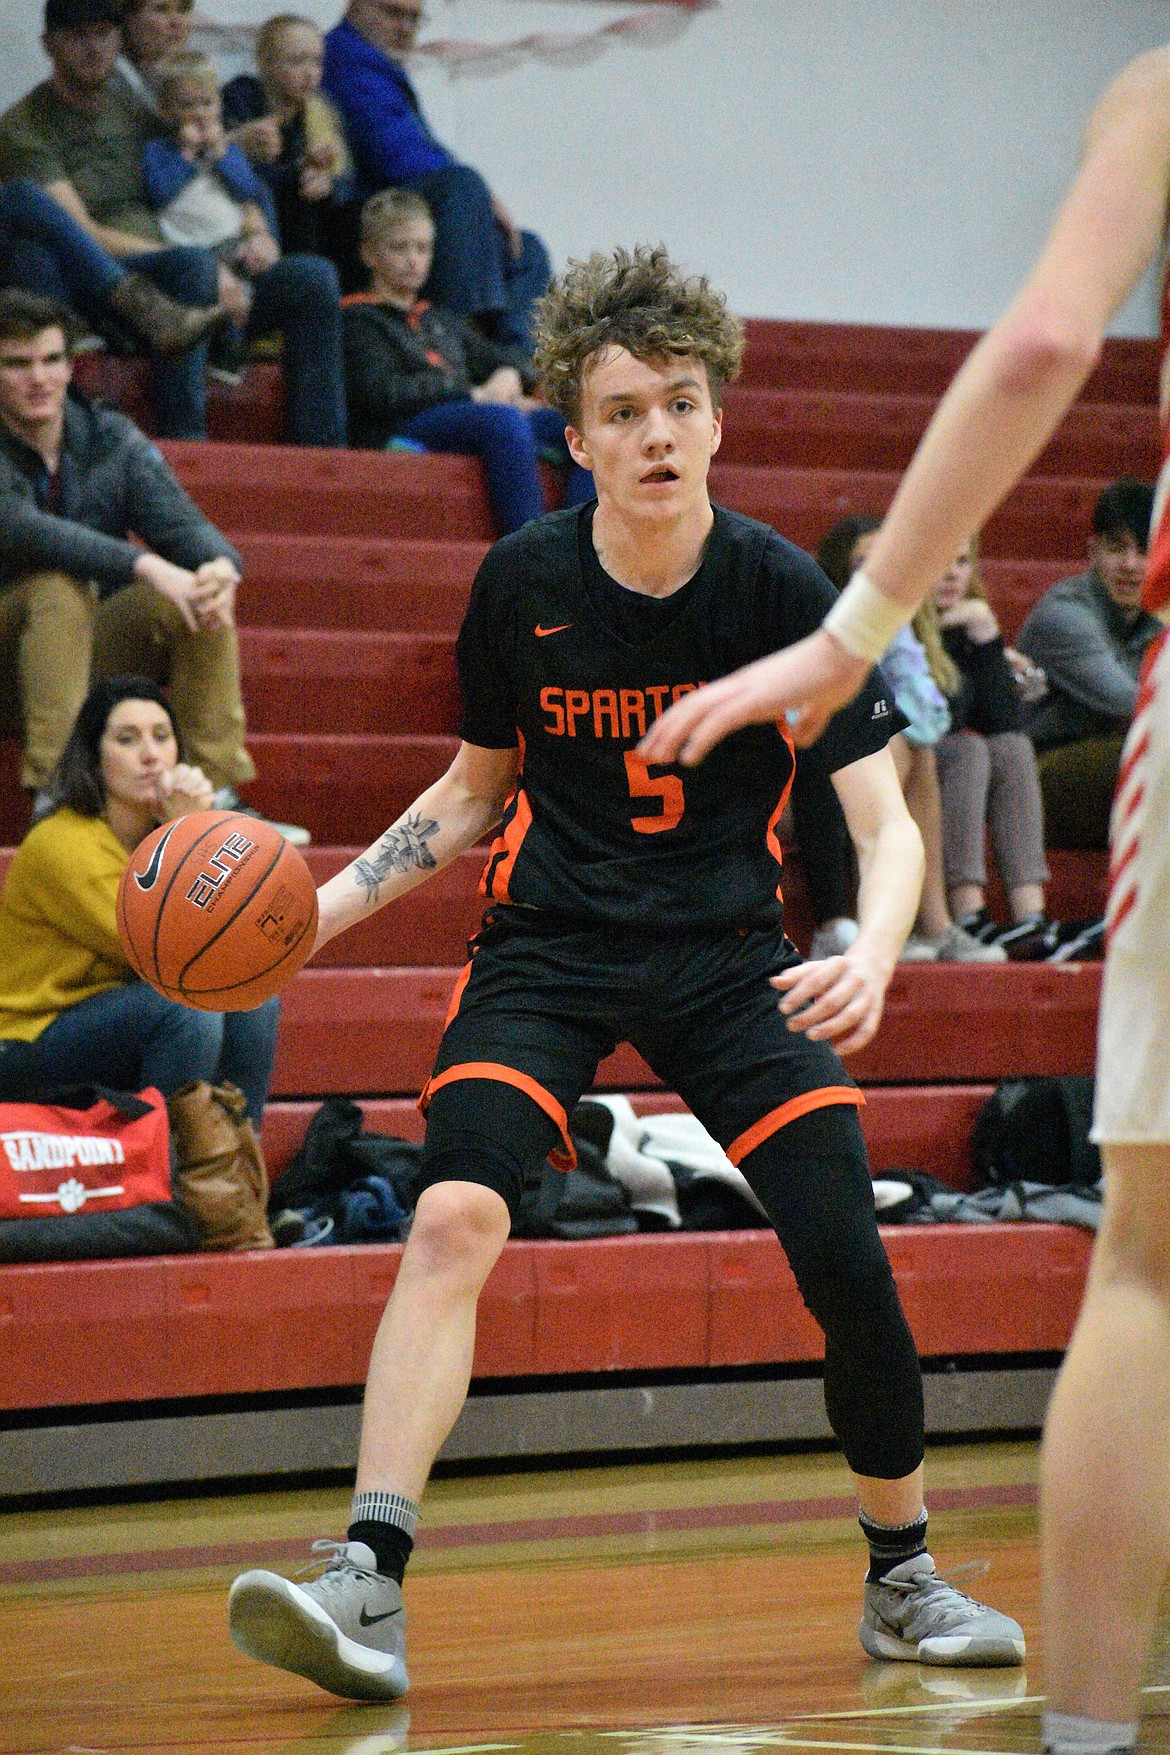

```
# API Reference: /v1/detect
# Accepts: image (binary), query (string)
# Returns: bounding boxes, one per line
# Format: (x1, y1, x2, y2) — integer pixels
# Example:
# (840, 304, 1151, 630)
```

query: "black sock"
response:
(859, 1509, 928, 1583)
(348, 1518, 414, 1586)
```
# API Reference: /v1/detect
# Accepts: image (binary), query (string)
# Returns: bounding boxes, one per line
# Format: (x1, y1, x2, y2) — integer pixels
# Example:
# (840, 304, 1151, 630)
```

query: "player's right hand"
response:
(639, 628, 872, 766)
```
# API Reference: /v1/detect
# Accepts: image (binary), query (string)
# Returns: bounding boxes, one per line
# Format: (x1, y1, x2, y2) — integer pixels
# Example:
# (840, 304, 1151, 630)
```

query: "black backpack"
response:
(970, 1075, 1100, 1189)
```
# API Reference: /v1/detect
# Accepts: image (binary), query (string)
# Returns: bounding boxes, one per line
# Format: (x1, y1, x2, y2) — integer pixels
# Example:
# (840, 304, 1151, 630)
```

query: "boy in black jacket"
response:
(341, 188, 591, 533)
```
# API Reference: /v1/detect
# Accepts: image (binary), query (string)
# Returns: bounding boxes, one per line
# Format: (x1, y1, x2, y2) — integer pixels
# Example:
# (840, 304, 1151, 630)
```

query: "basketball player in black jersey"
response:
(228, 246, 1025, 1697)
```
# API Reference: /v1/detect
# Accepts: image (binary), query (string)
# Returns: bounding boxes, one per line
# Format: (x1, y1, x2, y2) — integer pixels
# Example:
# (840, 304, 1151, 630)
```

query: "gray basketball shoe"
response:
(860, 1554, 1025, 1666)
(229, 1540, 408, 1700)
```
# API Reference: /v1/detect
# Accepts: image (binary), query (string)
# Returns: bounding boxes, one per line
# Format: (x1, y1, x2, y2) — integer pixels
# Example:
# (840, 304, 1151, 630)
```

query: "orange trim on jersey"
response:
(418, 1061, 576, 1170)
(765, 717, 797, 899)
(481, 784, 532, 902)
(725, 1085, 865, 1166)
(442, 960, 473, 1030)
(480, 730, 528, 902)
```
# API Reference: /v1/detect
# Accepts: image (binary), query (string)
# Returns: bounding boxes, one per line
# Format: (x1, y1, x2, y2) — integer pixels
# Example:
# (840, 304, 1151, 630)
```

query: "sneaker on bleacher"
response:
(212, 786, 311, 848)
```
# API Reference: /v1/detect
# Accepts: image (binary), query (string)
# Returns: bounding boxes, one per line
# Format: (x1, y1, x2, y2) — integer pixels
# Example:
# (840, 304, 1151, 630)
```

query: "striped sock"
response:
(858, 1509, 928, 1582)
(348, 1489, 420, 1585)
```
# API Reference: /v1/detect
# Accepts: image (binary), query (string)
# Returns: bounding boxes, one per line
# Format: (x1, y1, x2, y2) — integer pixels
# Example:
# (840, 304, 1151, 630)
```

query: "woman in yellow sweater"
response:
(0, 677, 279, 1125)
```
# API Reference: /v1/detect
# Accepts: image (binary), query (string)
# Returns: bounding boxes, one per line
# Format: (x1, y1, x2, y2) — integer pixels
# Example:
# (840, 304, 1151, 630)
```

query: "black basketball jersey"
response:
(457, 502, 901, 930)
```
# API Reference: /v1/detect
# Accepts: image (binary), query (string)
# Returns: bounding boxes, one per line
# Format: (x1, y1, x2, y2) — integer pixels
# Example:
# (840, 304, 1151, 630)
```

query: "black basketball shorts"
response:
(418, 906, 863, 1171)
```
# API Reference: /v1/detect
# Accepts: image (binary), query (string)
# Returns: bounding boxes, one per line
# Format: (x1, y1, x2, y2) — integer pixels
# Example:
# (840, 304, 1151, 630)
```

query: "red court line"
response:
(0, 1482, 1035, 1586)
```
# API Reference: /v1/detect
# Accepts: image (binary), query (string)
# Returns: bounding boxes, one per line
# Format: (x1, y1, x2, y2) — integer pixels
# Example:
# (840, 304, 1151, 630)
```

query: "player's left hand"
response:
(638, 628, 871, 767)
(771, 943, 889, 1057)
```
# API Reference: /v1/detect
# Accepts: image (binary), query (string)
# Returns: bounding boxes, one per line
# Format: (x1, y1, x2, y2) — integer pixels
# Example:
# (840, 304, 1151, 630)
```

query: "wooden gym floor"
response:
(3, 1437, 1170, 1755)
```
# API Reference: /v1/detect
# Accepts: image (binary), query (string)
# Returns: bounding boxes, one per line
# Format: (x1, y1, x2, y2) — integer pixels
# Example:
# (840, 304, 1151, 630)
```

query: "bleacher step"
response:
(0, 1219, 1093, 1415)
(269, 961, 1101, 1097)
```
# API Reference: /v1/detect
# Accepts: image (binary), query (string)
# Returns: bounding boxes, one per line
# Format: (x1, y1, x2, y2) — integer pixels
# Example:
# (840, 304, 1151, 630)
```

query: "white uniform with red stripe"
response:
(1092, 286, 1170, 1142)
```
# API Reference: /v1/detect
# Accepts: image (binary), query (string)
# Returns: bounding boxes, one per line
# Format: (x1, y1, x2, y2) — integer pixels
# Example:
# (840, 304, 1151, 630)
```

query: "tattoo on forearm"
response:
(354, 812, 440, 903)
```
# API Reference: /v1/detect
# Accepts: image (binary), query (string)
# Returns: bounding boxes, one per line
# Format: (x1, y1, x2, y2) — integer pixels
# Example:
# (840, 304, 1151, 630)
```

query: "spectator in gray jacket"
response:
(0, 289, 270, 828)
(1017, 478, 1163, 849)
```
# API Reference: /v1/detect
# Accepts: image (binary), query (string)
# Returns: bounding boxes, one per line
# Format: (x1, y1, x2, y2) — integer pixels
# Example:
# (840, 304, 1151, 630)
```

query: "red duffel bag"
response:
(0, 1086, 172, 1218)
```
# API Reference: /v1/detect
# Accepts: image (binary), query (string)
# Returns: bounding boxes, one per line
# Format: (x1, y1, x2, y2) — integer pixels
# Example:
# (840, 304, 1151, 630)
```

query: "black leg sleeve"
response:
(738, 1105, 925, 1481)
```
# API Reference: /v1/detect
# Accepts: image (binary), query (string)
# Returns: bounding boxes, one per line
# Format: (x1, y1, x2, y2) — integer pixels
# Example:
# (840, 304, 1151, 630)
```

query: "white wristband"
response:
(823, 567, 911, 663)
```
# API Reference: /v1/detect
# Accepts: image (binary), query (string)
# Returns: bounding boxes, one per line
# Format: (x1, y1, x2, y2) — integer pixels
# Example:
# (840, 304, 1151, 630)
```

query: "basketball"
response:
(116, 810, 318, 1011)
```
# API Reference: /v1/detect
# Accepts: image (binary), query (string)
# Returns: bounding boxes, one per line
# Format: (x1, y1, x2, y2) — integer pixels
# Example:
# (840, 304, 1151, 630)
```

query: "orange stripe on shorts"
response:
(417, 1061, 576, 1170)
(725, 1086, 865, 1166)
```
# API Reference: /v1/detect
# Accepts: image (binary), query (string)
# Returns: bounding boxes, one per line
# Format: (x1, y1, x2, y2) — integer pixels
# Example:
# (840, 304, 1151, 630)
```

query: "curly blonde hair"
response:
(533, 244, 744, 424)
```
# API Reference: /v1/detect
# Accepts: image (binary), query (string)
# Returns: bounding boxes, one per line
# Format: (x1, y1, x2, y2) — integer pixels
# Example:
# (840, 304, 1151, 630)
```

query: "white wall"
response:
(2, 0, 1166, 332)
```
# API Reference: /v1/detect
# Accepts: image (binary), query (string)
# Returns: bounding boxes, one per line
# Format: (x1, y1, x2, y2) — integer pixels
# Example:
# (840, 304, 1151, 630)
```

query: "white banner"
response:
(192, 1, 715, 75)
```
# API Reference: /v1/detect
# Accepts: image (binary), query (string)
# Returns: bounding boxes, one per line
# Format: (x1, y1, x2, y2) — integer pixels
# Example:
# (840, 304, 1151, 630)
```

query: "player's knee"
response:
(795, 1234, 900, 1338)
(407, 1178, 511, 1283)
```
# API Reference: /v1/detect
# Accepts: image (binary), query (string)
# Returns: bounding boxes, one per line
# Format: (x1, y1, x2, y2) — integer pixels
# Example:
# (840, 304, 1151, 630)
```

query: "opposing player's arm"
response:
(313, 741, 519, 953)
(772, 745, 923, 1057)
(640, 46, 1170, 765)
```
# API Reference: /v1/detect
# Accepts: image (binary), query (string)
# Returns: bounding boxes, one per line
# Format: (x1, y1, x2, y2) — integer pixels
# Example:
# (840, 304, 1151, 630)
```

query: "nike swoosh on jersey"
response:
(132, 822, 179, 892)
(534, 623, 573, 637)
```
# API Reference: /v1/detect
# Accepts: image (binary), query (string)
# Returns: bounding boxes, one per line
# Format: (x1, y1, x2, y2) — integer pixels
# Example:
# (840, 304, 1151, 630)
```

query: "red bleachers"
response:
(719, 385, 1159, 481)
(735, 317, 1157, 403)
(1, 317, 1142, 1445)
(267, 961, 1100, 1099)
(0, 1217, 1092, 1413)
(258, 1082, 994, 1185)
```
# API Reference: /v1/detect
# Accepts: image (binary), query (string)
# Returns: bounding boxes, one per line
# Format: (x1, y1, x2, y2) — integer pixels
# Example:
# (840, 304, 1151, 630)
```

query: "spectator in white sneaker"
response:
(818, 518, 1005, 963)
(926, 538, 1059, 958)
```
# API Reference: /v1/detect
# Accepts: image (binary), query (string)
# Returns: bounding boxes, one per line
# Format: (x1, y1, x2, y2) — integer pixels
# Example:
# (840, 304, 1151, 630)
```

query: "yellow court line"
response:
(406, 1745, 522, 1753)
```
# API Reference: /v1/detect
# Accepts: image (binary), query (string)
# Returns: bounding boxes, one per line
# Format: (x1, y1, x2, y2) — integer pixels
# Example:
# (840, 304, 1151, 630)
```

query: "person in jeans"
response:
(0, 675, 279, 1125)
(0, 174, 225, 358)
(343, 188, 591, 532)
(323, 0, 550, 355)
(0, 0, 346, 444)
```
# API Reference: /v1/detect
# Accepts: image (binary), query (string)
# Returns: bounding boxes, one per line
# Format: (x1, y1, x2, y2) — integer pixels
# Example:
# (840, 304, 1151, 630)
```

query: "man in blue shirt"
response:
(323, 0, 550, 354)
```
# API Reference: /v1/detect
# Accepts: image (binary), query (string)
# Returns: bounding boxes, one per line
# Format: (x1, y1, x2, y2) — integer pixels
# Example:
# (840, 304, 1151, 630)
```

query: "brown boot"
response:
(167, 1080, 275, 1251)
(107, 272, 229, 358)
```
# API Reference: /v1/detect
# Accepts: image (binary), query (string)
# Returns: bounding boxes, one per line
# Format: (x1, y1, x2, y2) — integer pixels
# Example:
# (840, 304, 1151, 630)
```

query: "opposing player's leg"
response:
(1041, 630, 1170, 1753)
(230, 918, 609, 1698)
(1041, 1143, 1170, 1736)
(641, 928, 1024, 1666)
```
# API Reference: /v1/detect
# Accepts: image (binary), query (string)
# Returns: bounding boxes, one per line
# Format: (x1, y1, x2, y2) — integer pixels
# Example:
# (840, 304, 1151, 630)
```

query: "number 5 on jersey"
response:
(624, 750, 684, 833)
